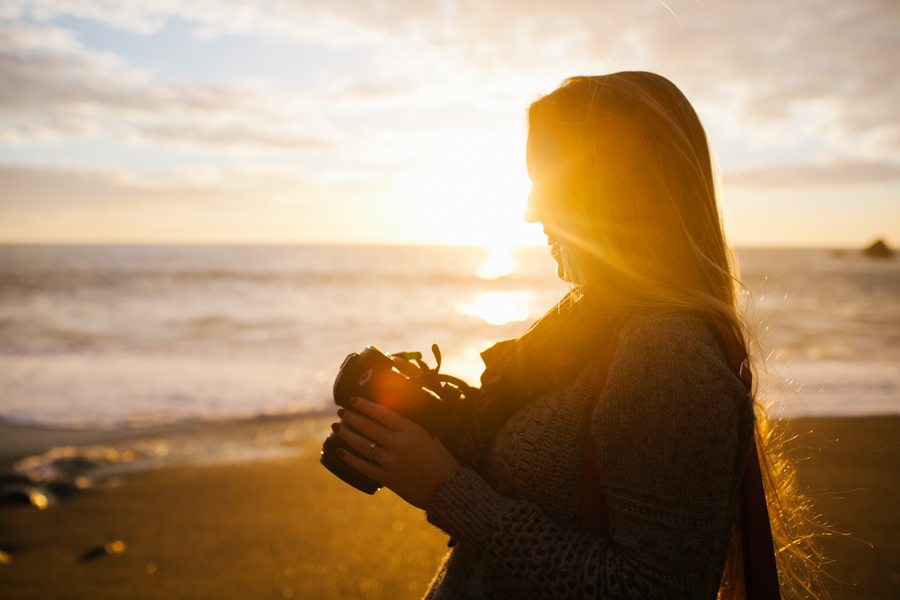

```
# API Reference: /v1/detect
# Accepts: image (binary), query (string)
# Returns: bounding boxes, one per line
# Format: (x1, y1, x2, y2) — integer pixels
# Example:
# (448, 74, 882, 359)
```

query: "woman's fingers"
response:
(331, 396, 463, 510)
(340, 407, 398, 447)
(335, 444, 387, 483)
(332, 421, 388, 465)
(349, 396, 416, 432)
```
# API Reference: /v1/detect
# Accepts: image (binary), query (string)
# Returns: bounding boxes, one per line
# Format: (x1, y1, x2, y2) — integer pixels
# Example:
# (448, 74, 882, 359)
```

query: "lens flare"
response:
(456, 291, 532, 326)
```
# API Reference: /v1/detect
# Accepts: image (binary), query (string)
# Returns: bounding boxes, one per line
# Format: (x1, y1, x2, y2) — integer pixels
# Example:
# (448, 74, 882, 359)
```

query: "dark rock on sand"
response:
(0, 472, 83, 504)
(863, 239, 893, 258)
(79, 540, 126, 563)
(0, 482, 55, 509)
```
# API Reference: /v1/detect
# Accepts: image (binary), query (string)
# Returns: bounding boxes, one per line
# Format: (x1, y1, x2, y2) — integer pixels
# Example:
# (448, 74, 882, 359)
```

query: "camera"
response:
(319, 344, 473, 494)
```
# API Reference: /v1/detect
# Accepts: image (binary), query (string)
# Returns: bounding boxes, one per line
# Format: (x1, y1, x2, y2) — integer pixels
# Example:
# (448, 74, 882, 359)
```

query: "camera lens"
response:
(320, 423, 382, 495)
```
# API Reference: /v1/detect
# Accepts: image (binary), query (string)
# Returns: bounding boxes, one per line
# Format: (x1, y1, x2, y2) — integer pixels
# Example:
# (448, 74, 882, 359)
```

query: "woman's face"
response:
(524, 137, 569, 281)
(524, 178, 568, 282)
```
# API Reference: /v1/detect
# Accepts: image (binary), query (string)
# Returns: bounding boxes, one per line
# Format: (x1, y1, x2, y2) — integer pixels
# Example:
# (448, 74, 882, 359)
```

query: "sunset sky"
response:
(1, 0, 898, 247)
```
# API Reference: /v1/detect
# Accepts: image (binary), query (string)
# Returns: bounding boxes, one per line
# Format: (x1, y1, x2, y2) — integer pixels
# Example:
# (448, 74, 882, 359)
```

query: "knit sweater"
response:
(423, 313, 756, 599)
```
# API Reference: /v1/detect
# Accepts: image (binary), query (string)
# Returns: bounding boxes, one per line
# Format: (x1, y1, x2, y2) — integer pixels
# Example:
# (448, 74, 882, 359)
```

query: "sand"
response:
(1, 416, 898, 599)
(782, 417, 900, 598)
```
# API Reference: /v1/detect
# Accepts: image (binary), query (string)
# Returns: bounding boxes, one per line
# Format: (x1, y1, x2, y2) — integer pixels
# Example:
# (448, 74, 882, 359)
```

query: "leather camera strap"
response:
(579, 319, 781, 599)
(578, 321, 620, 535)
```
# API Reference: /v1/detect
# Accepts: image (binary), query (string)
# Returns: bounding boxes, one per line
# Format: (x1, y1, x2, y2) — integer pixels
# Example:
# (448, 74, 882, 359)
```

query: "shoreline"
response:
(2, 410, 897, 466)
(0, 411, 334, 467)
(1, 415, 898, 598)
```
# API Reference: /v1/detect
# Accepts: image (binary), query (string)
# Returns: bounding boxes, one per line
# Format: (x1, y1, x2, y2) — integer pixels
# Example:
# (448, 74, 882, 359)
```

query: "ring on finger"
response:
(368, 441, 381, 462)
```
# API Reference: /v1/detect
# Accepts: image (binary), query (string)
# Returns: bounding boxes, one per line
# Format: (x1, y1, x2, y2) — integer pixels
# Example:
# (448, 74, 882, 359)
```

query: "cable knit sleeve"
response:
(425, 314, 754, 599)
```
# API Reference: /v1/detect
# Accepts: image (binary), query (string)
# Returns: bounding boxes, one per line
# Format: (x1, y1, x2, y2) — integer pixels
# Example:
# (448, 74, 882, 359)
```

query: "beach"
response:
(0, 415, 451, 599)
(1, 415, 898, 599)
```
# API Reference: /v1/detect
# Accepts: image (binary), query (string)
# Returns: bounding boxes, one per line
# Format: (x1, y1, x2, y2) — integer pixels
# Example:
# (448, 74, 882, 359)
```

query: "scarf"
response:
(440, 291, 618, 468)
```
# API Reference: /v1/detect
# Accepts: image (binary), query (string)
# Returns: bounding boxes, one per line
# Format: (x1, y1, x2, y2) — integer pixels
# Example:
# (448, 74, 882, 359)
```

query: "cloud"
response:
(4, 0, 898, 162)
(1, 0, 168, 35)
(0, 162, 387, 200)
(725, 160, 900, 188)
(0, 163, 241, 209)
(0, 163, 402, 243)
(0, 21, 335, 150)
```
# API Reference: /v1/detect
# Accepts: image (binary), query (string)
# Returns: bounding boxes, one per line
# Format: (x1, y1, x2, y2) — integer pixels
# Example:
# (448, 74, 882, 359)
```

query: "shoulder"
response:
(609, 312, 746, 393)
(594, 312, 754, 500)
(607, 310, 748, 412)
(617, 311, 724, 364)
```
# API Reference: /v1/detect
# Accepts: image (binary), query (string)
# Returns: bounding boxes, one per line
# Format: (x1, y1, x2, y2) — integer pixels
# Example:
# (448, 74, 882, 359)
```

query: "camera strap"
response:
(579, 319, 781, 599)
(393, 344, 479, 410)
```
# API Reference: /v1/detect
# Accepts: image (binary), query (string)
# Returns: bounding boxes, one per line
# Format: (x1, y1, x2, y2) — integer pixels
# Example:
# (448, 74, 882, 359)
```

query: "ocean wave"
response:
(1, 245, 897, 426)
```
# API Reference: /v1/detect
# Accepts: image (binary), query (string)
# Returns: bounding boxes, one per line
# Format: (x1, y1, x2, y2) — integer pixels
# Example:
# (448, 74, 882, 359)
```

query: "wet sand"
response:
(1, 416, 898, 599)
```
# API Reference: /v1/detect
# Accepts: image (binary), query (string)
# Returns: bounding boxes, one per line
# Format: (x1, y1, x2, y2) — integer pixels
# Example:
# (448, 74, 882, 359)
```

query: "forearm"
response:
(427, 469, 641, 600)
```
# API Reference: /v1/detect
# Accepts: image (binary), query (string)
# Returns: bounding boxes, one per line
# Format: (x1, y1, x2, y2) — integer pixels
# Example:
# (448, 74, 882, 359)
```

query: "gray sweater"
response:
(424, 313, 755, 599)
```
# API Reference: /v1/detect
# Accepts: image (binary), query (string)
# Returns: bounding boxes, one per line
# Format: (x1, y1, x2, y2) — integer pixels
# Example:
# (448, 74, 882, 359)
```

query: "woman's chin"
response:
(552, 256, 570, 282)
(555, 263, 568, 281)
(549, 244, 568, 282)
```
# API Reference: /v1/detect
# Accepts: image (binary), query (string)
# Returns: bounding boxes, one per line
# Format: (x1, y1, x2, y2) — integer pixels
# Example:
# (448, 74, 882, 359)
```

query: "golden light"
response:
(29, 492, 48, 510)
(478, 246, 516, 279)
(396, 130, 542, 247)
(456, 291, 532, 326)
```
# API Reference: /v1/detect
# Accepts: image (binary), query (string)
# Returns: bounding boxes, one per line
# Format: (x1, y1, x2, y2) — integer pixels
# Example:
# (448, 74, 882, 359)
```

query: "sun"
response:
(396, 129, 544, 247)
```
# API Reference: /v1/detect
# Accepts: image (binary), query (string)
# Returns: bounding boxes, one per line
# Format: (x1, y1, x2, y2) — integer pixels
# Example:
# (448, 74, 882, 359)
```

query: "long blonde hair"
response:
(526, 73, 828, 599)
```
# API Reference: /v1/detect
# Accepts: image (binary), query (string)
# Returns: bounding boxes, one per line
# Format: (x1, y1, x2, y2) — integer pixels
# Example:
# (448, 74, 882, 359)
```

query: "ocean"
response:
(0, 245, 897, 428)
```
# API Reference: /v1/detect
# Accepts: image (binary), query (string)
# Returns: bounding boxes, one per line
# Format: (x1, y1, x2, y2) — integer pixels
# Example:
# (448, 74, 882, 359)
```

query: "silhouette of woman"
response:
(332, 73, 821, 599)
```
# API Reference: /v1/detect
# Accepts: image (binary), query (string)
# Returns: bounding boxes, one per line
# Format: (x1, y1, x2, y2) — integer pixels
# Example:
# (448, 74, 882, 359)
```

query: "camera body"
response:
(320, 345, 465, 494)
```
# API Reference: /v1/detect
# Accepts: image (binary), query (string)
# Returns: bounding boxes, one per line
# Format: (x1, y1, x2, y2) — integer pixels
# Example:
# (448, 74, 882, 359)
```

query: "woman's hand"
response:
(332, 397, 462, 510)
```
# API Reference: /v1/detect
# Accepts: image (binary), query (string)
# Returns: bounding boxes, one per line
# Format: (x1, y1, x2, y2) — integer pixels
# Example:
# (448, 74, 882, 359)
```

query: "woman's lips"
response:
(548, 237, 562, 259)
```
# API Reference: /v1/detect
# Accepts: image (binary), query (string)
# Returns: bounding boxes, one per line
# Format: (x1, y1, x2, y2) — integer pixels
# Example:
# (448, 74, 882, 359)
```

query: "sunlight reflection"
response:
(477, 247, 516, 279)
(29, 492, 48, 509)
(456, 291, 532, 326)
(105, 541, 126, 555)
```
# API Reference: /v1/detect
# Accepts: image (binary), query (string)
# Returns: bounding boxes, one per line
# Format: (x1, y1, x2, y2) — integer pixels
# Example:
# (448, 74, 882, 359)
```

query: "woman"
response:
(331, 73, 820, 599)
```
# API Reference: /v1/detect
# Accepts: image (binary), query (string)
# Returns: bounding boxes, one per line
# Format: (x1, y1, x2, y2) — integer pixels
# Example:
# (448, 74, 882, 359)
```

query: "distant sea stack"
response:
(862, 239, 893, 258)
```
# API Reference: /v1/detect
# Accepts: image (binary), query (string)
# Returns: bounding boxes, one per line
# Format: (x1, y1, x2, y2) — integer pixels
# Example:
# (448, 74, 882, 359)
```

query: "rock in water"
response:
(863, 239, 893, 258)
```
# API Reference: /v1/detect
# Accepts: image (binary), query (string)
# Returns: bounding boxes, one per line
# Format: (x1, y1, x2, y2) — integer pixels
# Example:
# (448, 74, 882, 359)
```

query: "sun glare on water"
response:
(456, 291, 532, 326)
(478, 246, 516, 279)
(457, 247, 531, 325)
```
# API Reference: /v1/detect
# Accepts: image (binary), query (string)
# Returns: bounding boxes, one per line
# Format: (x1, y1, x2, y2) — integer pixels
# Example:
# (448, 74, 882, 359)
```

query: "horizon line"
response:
(0, 240, 892, 251)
